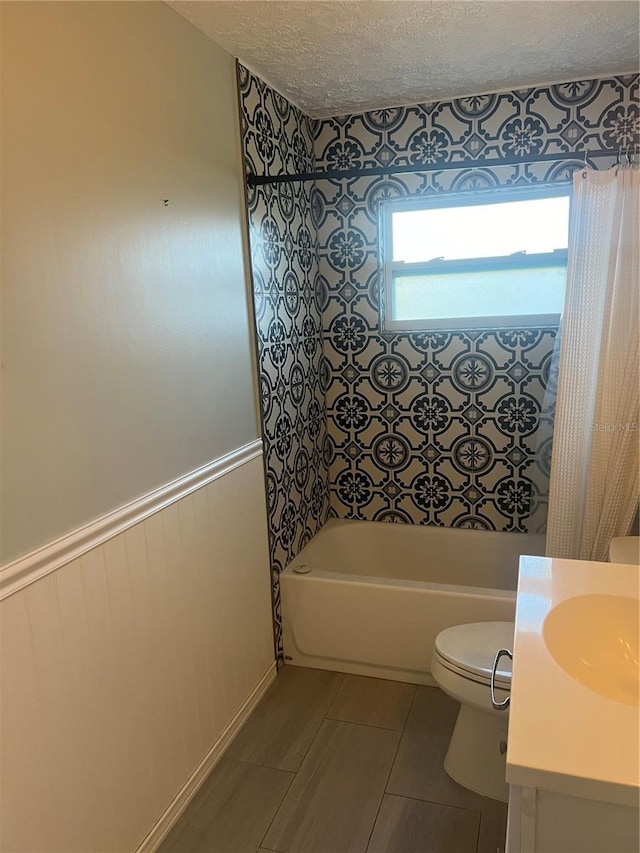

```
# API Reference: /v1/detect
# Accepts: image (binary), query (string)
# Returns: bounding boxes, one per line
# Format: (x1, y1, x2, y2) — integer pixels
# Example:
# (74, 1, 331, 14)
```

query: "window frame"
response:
(380, 183, 572, 333)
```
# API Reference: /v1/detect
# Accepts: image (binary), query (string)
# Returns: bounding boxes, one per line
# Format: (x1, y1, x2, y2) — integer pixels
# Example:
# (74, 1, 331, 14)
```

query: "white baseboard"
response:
(135, 661, 277, 853)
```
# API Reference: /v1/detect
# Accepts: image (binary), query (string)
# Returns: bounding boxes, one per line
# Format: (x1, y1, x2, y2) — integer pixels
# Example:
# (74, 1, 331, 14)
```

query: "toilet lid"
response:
(434, 622, 514, 688)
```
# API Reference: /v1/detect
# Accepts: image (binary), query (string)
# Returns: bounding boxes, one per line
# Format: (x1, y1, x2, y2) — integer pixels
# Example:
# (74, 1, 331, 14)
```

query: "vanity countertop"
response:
(506, 555, 639, 808)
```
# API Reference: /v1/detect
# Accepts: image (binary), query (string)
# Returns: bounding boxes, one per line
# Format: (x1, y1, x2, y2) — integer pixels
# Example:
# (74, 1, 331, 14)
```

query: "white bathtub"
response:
(281, 519, 545, 685)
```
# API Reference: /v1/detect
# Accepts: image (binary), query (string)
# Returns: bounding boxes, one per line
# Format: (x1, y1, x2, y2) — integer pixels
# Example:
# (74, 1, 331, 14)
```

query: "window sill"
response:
(383, 313, 561, 333)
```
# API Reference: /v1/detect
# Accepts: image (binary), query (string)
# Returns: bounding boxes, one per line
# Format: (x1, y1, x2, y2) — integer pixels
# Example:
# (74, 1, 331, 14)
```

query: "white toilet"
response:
(431, 621, 513, 802)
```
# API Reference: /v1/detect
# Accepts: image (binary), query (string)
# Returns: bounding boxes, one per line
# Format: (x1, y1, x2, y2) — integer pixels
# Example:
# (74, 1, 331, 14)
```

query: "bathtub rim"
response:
(287, 517, 545, 593)
(281, 563, 518, 601)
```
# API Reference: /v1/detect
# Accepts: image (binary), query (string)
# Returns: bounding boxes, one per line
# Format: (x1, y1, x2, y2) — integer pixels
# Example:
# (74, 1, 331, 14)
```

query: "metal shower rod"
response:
(246, 149, 615, 188)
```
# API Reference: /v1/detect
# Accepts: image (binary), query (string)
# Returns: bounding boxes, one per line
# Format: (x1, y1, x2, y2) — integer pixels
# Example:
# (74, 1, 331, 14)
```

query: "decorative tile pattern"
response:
(238, 65, 330, 660)
(314, 75, 638, 532)
(314, 77, 639, 173)
(238, 68, 638, 649)
(321, 323, 557, 532)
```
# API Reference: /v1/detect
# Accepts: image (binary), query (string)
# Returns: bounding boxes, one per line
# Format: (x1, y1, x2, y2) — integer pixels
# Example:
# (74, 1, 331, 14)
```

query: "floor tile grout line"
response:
(400, 683, 418, 731)
(325, 713, 409, 733)
(233, 668, 346, 774)
(256, 669, 346, 851)
(383, 681, 420, 796)
(325, 672, 418, 714)
(320, 669, 346, 723)
(363, 693, 411, 853)
(176, 758, 295, 853)
(383, 685, 485, 815)
(299, 669, 346, 763)
(260, 670, 412, 853)
(316, 675, 420, 851)
(474, 802, 483, 853)
(324, 679, 418, 733)
(222, 756, 298, 776)
(324, 716, 414, 734)
(254, 758, 298, 853)
(380, 789, 484, 815)
(399, 684, 417, 736)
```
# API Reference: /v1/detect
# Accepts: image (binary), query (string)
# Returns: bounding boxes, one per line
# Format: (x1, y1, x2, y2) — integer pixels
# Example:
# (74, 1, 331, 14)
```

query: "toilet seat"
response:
(433, 621, 513, 689)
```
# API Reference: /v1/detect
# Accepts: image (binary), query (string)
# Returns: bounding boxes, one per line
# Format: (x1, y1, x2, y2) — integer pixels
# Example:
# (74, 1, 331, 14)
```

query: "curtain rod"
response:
(246, 150, 614, 188)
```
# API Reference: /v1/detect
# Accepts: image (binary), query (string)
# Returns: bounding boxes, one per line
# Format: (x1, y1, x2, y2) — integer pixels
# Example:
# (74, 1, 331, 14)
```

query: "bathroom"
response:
(0, 2, 638, 852)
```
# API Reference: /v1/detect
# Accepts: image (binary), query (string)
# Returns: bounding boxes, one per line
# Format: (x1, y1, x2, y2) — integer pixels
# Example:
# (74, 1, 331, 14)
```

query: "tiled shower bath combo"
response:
(238, 68, 639, 657)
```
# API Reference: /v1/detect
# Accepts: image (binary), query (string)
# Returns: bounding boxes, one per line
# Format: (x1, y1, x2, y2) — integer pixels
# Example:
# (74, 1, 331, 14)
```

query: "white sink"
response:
(508, 555, 639, 809)
(543, 593, 639, 707)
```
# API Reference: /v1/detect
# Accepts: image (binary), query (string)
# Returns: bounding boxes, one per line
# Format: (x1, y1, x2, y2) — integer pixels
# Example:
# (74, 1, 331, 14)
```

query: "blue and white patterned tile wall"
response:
(313, 76, 638, 531)
(238, 64, 330, 659)
(239, 69, 638, 653)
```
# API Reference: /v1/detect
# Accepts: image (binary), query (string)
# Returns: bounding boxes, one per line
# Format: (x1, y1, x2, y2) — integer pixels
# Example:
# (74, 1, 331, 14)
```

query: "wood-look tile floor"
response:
(159, 666, 508, 853)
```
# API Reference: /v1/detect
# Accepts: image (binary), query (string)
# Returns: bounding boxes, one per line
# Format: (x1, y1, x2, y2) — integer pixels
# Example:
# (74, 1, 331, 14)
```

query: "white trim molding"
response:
(136, 661, 277, 853)
(0, 439, 263, 601)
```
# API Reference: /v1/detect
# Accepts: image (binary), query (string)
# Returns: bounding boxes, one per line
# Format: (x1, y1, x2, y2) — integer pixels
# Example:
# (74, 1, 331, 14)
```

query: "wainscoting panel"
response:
(0, 451, 275, 853)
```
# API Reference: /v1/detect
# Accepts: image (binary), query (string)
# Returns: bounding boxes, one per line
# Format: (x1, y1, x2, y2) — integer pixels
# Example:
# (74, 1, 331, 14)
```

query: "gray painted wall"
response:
(1, 2, 259, 562)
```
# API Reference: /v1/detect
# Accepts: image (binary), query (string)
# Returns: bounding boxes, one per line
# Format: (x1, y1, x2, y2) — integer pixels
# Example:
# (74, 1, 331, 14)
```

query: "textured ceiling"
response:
(168, 1, 639, 117)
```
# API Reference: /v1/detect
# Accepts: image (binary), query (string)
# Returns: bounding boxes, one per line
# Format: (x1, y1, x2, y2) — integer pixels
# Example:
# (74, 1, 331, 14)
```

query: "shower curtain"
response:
(546, 165, 639, 562)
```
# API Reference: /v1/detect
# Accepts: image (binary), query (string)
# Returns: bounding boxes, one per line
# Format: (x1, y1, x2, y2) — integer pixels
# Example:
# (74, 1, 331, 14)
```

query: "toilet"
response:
(431, 621, 513, 802)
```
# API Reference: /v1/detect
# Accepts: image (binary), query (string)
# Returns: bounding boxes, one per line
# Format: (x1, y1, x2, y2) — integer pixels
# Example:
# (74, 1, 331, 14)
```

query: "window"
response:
(381, 186, 571, 331)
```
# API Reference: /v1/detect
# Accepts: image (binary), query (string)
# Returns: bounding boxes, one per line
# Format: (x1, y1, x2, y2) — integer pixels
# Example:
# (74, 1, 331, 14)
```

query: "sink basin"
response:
(543, 594, 639, 706)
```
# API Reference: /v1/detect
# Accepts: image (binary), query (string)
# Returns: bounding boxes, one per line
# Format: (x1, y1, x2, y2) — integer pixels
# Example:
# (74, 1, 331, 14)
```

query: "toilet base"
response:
(444, 704, 509, 802)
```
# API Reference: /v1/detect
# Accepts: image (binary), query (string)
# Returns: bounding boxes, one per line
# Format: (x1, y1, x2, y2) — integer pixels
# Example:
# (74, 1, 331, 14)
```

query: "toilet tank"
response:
(609, 536, 640, 564)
